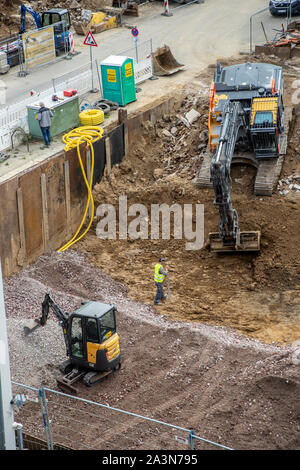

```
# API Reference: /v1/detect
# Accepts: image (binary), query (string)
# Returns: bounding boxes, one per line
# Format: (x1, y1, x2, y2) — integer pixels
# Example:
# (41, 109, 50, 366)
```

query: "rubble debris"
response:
(185, 108, 200, 125)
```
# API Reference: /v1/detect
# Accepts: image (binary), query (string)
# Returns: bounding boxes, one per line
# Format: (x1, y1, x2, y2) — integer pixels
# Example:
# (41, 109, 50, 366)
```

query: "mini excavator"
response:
(24, 293, 121, 394)
(206, 62, 285, 253)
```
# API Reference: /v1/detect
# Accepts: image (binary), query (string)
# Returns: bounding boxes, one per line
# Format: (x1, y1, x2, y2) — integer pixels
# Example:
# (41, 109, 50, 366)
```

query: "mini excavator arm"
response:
(24, 293, 71, 356)
(41, 293, 69, 329)
(20, 3, 42, 34)
(40, 293, 71, 354)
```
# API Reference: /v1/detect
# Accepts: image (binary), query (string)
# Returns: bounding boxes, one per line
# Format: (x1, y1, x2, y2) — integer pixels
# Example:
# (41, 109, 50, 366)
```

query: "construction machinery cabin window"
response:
(71, 316, 84, 358)
(253, 112, 273, 127)
(86, 318, 99, 343)
(100, 309, 116, 342)
(251, 132, 277, 156)
(42, 12, 70, 34)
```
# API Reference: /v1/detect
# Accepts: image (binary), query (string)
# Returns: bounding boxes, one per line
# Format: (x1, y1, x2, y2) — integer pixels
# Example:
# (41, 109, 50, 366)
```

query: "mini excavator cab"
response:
(68, 302, 120, 370)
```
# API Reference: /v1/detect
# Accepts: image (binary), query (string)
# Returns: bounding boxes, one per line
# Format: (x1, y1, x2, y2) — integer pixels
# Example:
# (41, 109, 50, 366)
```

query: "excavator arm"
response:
(209, 100, 261, 252)
(24, 293, 71, 356)
(20, 3, 42, 34)
(40, 293, 69, 329)
(210, 100, 246, 243)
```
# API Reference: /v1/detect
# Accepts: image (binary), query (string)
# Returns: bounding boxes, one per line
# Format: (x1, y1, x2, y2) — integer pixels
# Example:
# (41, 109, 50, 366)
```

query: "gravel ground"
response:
(3, 250, 300, 449)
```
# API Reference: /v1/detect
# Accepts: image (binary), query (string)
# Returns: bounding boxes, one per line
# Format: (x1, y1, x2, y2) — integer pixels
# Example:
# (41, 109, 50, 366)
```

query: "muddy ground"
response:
(5, 250, 300, 450)
(77, 55, 300, 346)
(4, 56, 300, 450)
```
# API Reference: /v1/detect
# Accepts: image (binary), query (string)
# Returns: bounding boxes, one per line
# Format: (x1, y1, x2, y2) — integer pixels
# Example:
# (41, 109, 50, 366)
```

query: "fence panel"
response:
(43, 388, 194, 450)
(116, 39, 153, 84)
(11, 383, 49, 448)
(11, 382, 233, 451)
(52, 59, 101, 96)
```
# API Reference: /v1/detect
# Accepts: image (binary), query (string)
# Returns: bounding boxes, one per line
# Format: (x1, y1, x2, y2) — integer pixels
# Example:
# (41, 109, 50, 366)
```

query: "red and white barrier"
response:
(69, 32, 75, 55)
(162, 0, 173, 16)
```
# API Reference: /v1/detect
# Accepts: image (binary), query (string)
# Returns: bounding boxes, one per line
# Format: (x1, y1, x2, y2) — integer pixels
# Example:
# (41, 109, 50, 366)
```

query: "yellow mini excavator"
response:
(24, 293, 121, 394)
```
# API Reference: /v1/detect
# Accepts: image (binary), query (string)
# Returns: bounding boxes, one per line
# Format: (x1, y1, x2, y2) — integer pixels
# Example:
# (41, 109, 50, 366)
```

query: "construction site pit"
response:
(4, 55, 300, 451)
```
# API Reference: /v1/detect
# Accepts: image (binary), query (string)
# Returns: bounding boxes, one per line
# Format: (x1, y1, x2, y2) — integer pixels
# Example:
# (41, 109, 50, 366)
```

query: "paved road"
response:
(1, 0, 298, 104)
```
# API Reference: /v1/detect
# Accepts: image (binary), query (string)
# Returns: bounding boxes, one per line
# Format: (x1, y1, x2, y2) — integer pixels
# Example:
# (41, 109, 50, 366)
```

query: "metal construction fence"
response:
(11, 382, 233, 451)
(52, 59, 101, 96)
(116, 38, 154, 84)
(19, 21, 72, 76)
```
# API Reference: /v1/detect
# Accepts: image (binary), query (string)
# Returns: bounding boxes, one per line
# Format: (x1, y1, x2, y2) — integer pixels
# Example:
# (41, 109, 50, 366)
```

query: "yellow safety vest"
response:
(154, 263, 165, 283)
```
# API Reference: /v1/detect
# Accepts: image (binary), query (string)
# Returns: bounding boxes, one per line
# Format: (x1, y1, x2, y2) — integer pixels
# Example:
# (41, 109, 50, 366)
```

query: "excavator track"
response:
(83, 363, 121, 387)
(197, 106, 294, 196)
(254, 106, 294, 196)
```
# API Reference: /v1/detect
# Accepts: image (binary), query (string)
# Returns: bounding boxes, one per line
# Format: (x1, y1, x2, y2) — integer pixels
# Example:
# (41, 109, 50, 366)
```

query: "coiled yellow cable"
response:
(80, 109, 104, 126)
(58, 125, 104, 252)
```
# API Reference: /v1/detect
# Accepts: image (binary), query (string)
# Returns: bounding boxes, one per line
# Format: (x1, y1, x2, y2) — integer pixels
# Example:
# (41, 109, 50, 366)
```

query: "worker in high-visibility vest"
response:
(154, 257, 168, 305)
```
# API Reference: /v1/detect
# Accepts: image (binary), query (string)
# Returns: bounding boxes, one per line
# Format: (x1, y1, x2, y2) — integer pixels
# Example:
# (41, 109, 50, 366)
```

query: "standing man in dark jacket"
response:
(36, 102, 53, 148)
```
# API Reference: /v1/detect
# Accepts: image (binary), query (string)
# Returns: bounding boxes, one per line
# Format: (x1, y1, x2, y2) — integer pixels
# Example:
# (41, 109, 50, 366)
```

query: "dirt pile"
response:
(0, 0, 21, 38)
(75, 58, 300, 345)
(3, 54, 300, 450)
(4, 250, 300, 450)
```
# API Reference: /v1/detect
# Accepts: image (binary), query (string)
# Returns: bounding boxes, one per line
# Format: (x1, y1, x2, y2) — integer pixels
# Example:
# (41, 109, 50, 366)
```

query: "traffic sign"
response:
(131, 27, 139, 38)
(83, 30, 98, 47)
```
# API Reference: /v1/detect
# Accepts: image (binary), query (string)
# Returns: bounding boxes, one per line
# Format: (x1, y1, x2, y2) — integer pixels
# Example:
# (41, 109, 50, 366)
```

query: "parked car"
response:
(269, 0, 300, 16)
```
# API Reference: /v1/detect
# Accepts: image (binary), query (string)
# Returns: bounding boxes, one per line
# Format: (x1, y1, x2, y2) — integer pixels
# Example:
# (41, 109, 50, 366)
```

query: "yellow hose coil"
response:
(80, 109, 104, 126)
(58, 125, 104, 252)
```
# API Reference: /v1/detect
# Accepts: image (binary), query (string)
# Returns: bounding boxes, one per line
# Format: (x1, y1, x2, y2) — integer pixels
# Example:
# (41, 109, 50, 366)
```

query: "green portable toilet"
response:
(100, 55, 136, 106)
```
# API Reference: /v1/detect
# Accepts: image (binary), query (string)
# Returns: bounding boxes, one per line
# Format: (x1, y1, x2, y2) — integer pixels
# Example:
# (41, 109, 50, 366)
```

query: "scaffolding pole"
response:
(0, 260, 16, 450)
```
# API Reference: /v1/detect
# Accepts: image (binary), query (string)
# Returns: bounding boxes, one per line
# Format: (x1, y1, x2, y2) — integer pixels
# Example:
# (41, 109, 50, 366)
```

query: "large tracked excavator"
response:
(24, 293, 121, 394)
(203, 62, 285, 253)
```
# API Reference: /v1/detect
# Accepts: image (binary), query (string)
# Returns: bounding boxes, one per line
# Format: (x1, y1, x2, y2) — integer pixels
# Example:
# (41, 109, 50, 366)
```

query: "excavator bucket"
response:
(209, 231, 261, 253)
(23, 319, 41, 336)
(152, 45, 185, 76)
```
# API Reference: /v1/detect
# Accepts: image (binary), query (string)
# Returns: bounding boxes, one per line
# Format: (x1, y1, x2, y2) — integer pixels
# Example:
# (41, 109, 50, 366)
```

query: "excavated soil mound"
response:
(76, 61, 300, 346)
(4, 250, 300, 450)
(3, 56, 300, 450)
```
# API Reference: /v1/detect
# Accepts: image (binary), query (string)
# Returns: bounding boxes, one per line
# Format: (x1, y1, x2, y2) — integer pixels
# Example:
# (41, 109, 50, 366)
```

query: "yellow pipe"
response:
(58, 125, 104, 252)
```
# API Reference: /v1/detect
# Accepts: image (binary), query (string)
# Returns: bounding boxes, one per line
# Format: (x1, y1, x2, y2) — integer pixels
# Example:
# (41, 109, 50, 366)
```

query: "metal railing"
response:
(11, 382, 233, 451)
(116, 38, 154, 84)
(20, 21, 71, 76)
(52, 59, 101, 95)
(249, 6, 294, 53)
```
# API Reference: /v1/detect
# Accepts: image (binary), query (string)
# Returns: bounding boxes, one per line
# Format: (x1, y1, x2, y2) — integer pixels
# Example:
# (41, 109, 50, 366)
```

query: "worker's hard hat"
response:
(159, 257, 166, 262)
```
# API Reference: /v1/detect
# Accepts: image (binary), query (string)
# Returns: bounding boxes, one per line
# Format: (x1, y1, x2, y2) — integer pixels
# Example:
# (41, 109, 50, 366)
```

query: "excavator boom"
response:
(209, 94, 260, 253)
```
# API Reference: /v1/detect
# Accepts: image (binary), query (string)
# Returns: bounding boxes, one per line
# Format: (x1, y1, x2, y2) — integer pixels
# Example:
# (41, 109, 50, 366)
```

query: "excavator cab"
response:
(41, 9, 71, 35)
(68, 302, 120, 372)
(250, 96, 284, 158)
